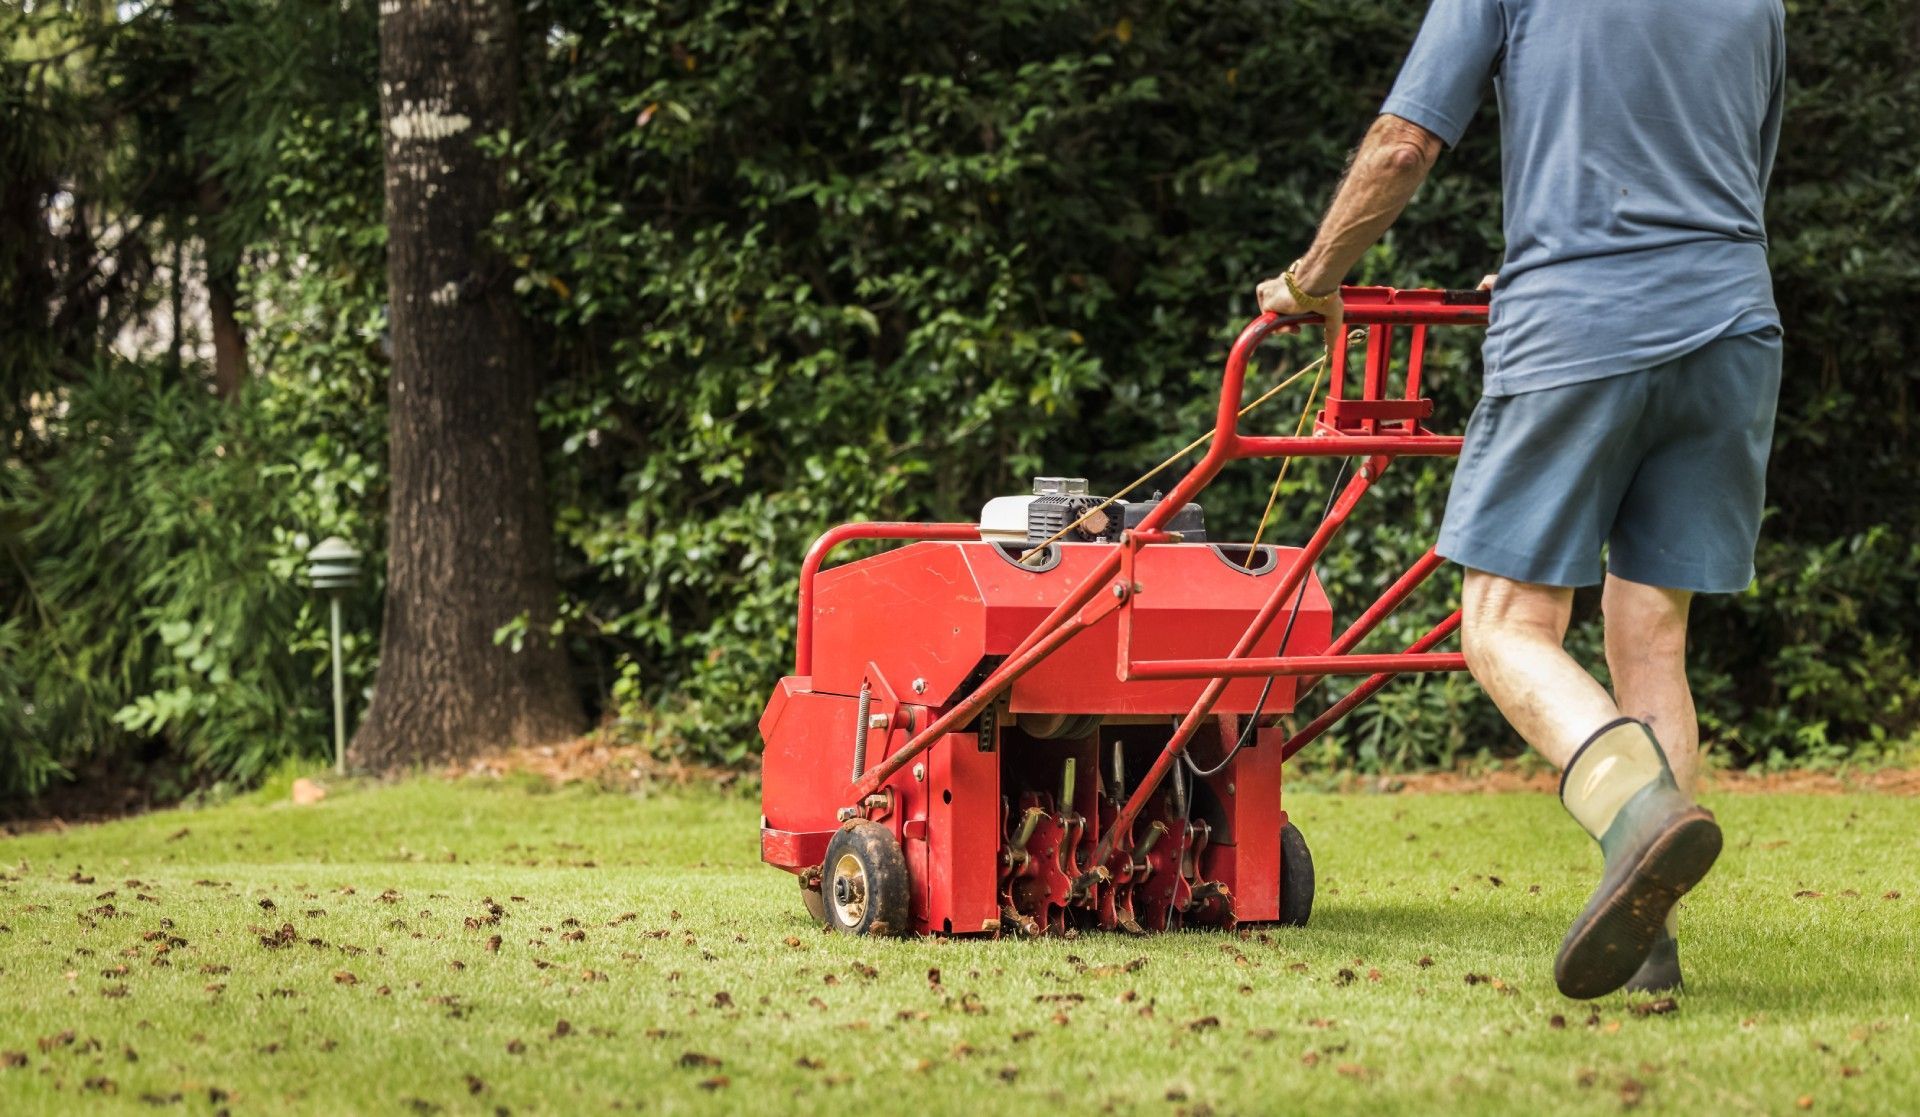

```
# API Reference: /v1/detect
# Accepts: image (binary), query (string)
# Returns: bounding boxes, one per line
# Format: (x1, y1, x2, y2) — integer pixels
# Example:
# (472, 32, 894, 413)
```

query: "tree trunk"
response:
(206, 265, 248, 398)
(351, 0, 583, 771)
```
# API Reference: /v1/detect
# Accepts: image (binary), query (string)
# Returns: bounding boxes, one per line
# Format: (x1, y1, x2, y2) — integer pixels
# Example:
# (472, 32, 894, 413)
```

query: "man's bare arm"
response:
(1256, 114, 1447, 326)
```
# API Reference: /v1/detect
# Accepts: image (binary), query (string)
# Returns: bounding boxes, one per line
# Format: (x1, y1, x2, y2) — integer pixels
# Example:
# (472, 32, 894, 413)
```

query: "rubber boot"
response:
(1554, 719, 1719, 999)
(1624, 909, 1683, 994)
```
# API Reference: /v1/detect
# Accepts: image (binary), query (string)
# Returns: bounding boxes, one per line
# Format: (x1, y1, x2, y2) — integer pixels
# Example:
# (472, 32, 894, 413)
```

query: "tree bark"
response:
(206, 265, 247, 398)
(351, 0, 583, 771)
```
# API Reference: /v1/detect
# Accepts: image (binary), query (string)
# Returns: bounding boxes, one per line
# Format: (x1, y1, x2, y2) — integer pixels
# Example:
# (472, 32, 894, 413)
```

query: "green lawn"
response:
(1, 774, 1914, 1116)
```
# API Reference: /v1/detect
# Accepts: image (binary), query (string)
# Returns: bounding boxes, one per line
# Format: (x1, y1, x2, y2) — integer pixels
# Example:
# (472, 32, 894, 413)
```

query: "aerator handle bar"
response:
(830, 286, 1489, 880)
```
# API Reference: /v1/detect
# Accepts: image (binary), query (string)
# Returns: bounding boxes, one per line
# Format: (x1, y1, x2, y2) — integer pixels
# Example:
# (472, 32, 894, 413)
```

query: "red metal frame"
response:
(797, 284, 1488, 894)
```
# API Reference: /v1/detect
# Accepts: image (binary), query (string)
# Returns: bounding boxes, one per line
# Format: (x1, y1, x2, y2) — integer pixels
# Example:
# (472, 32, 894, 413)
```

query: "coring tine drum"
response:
(761, 286, 1491, 936)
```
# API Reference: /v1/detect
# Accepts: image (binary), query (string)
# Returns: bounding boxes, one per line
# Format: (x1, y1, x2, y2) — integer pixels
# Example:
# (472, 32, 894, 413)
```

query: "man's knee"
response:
(1602, 575, 1691, 662)
(1460, 570, 1573, 675)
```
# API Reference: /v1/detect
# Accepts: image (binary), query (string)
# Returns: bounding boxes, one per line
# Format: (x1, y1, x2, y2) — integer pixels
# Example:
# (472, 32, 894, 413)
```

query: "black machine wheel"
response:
(1277, 820, 1315, 927)
(799, 872, 828, 926)
(821, 819, 911, 936)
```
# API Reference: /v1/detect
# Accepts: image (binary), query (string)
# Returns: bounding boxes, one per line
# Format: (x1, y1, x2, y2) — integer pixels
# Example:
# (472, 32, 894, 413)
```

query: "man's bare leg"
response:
(1459, 571, 1622, 760)
(1601, 574, 1699, 992)
(1603, 574, 1698, 795)
(1459, 568, 1720, 999)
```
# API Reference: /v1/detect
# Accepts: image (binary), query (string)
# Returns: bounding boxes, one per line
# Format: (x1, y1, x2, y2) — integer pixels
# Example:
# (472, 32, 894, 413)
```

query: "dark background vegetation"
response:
(3, 0, 1916, 804)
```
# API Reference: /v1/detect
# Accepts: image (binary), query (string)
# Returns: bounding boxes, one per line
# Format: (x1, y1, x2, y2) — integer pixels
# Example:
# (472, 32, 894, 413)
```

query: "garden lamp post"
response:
(306, 537, 363, 775)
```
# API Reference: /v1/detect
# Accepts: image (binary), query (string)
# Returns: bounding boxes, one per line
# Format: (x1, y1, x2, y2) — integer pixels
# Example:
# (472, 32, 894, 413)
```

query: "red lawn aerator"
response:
(760, 286, 1490, 936)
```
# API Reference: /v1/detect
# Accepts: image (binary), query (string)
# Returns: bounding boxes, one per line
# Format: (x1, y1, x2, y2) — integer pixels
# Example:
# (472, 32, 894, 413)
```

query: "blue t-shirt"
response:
(1381, 0, 1786, 395)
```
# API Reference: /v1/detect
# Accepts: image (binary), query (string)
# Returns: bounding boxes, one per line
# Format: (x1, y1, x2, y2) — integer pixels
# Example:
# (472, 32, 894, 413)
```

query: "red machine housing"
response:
(763, 540, 1330, 934)
(761, 286, 1489, 936)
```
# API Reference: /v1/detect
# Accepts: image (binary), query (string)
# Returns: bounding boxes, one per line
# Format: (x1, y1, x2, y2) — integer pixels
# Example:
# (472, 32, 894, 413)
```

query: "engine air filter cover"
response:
(1026, 493, 1122, 543)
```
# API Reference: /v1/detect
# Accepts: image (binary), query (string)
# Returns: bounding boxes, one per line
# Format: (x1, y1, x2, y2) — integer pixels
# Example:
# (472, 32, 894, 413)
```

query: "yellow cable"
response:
(1243, 344, 1332, 565)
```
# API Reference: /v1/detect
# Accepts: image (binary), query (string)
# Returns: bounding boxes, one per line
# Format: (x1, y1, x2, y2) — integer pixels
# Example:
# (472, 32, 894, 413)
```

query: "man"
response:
(1256, 0, 1786, 999)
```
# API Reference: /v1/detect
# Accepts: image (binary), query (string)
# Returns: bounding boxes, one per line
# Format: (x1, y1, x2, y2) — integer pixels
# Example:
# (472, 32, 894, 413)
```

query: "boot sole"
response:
(1554, 808, 1721, 1000)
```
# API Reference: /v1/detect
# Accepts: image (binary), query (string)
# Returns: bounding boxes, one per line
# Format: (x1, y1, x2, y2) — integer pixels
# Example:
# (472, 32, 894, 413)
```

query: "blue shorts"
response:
(1436, 328, 1783, 594)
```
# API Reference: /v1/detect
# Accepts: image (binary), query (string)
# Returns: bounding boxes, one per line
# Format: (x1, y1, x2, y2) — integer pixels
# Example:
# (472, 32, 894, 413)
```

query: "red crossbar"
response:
(1125, 653, 1467, 679)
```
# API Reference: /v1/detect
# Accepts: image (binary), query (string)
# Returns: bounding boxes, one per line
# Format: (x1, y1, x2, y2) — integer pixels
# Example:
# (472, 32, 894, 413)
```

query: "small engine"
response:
(978, 477, 1205, 545)
(1025, 476, 1121, 543)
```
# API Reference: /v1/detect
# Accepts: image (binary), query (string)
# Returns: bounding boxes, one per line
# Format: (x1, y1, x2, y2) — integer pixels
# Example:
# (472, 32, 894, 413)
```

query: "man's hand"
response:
(1256, 270, 1345, 343)
(1478, 272, 1499, 292)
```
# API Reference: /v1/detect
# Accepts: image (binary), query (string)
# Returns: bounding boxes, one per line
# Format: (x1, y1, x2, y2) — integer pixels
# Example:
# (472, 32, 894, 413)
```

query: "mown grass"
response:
(1, 774, 1914, 1115)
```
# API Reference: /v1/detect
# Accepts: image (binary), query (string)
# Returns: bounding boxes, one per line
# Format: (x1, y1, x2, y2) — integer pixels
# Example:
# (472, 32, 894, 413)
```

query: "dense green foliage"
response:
(3, 0, 1917, 799)
(1, 0, 386, 797)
